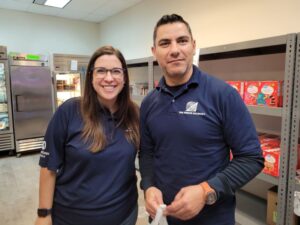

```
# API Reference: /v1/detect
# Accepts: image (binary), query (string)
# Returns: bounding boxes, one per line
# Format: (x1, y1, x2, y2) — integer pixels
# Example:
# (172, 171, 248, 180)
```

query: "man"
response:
(139, 14, 264, 225)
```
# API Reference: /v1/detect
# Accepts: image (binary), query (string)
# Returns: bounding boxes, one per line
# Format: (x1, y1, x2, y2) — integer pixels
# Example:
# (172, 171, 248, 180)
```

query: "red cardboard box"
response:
(263, 148, 280, 177)
(257, 81, 283, 107)
(259, 135, 281, 150)
(226, 81, 244, 99)
(244, 81, 260, 105)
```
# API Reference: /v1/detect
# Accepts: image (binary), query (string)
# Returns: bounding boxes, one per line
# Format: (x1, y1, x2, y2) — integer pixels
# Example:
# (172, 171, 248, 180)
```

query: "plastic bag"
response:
(150, 204, 168, 225)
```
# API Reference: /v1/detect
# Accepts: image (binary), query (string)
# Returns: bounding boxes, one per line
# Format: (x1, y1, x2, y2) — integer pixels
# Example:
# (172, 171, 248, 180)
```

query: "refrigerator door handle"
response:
(15, 95, 21, 112)
(15, 94, 52, 112)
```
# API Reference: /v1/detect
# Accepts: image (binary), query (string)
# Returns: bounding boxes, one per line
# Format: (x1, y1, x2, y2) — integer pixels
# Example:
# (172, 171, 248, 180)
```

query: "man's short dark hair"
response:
(153, 14, 193, 45)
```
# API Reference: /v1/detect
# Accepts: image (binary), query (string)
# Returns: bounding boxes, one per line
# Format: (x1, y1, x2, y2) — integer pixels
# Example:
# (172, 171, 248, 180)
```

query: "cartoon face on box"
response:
(263, 149, 280, 177)
(257, 81, 282, 107)
(244, 81, 259, 105)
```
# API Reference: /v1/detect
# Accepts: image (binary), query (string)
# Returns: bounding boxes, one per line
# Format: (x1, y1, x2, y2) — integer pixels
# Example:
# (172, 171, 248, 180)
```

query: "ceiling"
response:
(0, 0, 145, 23)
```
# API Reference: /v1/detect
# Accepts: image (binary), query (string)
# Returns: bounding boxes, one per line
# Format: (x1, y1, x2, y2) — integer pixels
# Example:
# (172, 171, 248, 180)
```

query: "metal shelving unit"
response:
(287, 33, 300, 225)
(198, 34, 297, 225)
(126, 57, 154, 106)
(256, 173, 279, 186)
(247, 105, 282, 117)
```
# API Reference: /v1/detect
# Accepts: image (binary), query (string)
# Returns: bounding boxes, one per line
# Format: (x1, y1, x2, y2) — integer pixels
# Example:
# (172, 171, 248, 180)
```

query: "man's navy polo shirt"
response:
(139, 65, 264, 225)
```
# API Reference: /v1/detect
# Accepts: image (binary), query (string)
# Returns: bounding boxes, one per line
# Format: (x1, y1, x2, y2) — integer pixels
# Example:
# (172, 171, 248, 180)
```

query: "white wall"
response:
(98, 0, 300, 59)
(1, 0, 299, 60)
(0, 8, 99, 56)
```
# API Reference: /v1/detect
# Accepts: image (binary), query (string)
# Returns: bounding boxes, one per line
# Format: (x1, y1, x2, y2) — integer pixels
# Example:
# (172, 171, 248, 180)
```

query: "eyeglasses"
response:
(92, 67, 125, 79)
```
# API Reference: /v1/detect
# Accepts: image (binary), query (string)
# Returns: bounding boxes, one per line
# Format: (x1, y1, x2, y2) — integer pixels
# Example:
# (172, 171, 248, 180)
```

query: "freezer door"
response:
(10, 65, 53, 140)
(0, 60, 14, 133)
(0, 60, 14, 151)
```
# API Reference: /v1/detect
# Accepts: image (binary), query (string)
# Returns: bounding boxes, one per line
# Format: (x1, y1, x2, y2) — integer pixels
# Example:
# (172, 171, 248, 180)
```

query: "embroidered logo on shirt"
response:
(40, 150, 49, 158)
(42, 141, 46, 150)
(179, 101, 206, 116)
(40, 141, 50, 158)
(186, 101, 198, 112)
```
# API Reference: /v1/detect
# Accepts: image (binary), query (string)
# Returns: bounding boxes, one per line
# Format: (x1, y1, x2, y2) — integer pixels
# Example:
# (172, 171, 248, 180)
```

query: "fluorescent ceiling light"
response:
(33, 0, 71, 8)
(45, 0, 71, 8)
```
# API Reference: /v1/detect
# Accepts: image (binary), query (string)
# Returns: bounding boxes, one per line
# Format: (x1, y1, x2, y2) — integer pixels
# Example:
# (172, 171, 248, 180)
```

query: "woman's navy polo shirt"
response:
(139, 66, 264, 225)
(39, 98, 137, 225)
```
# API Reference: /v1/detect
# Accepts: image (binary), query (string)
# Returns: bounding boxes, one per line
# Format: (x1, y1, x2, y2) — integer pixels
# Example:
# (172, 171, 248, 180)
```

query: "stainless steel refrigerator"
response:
(0, 46, 15, 153)
(9, 53, 53, 156)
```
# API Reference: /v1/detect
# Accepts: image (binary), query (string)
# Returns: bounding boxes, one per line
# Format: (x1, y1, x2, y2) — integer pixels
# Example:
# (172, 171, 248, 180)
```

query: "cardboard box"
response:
(267, 186, 298, 225)
(257, 81, 283, 107)
(259, 134, 281, 150)
(267, 186, 277, 225)
(263, 148, 280, 177)
(244, 81, 259, 105)
(226, 81, 244, 99)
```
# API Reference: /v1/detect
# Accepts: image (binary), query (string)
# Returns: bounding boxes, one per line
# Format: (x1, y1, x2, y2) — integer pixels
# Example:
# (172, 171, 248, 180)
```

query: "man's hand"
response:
(145, 186, 164, 219)
(165, 184, 206, 220)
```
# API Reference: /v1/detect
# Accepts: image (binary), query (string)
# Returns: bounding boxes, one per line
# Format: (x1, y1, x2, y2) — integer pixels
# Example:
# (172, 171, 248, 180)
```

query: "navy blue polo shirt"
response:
(139, 66, 264, 225)
(39, 98, 137, 225)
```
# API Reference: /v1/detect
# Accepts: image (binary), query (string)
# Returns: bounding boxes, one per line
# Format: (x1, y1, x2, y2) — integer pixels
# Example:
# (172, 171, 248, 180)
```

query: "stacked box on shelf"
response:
(257, 81, 283, 107)
(227, 80, 283, 107)
(244, 81, 260, 105)
(263, 149, 280, 177)
(226, 81, 244, 99)
(259, 134, 281, 177)
(260, 136, 300, 177)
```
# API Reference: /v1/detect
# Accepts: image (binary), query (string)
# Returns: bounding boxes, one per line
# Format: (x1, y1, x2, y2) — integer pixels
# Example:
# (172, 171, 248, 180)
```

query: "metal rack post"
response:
(286, 33, 300, 225)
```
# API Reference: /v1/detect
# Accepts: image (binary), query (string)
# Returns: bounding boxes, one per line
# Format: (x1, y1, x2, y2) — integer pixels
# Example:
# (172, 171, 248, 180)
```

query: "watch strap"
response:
(200, 181, 214, 193)
(200, 181, 217, 205)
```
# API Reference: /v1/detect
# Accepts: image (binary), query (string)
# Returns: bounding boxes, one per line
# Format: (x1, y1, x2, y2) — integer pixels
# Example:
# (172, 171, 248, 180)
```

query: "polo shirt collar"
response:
(98, 105, 119, 122)
(156, 65, 201, 93)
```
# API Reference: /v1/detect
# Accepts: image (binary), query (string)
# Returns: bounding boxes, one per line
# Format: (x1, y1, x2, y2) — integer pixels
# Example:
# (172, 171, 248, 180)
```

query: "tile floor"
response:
(0, 152, 148, 225)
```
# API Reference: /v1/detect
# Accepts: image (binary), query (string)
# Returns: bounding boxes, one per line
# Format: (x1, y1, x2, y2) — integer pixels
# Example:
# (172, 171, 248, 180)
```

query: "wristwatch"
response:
(37, 208, 52, 217)
(200, 182, 217, 205)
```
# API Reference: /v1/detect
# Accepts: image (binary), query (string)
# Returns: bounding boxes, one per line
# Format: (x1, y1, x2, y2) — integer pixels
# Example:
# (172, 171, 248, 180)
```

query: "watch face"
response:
(37, 209, 51, 217)
(206, 191, 217, 205)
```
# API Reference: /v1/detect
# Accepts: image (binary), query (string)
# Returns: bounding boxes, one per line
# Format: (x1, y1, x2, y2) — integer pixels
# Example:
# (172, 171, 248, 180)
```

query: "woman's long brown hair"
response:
(80, 46, 139, 152)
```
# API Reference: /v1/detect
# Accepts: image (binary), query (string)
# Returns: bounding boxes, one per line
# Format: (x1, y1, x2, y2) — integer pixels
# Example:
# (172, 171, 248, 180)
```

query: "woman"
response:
(35, 46, 139, 225)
